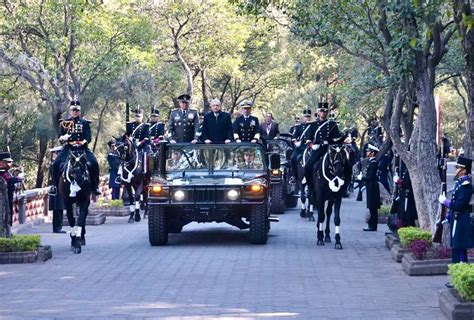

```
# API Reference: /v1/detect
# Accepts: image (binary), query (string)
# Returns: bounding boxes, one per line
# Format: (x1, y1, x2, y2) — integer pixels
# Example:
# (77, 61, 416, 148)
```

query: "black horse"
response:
(298, 146, 315, 221)
(115, 136, 147, 223)
(313, 145, 352, 249)
(59, 148, 91, 254)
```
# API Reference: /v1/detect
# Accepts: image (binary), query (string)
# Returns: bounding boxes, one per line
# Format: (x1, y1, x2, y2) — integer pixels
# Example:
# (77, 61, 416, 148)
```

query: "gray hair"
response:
(210, 98, 221, 106)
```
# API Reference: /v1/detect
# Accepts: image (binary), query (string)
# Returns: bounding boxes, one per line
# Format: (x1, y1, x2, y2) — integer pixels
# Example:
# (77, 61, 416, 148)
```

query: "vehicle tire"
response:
(286, 191, 298, 208)
(271, 183, 286, 214)
(250, 204, 268, 244)
(148, 206, 168, 246)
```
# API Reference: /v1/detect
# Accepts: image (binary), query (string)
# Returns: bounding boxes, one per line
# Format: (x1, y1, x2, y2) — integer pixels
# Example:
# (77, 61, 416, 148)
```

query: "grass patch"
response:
(0, 235, 41, 252)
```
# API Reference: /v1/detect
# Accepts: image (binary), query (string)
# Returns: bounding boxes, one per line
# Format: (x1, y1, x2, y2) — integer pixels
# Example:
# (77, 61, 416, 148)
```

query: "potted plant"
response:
(93, 199, 127, 217)
(0, 235, 51, 264)
(378, 204, 391, 224)
(391, 227, 431, 262)
(401, 240, 452, 275)
(439, 263, 474, 320)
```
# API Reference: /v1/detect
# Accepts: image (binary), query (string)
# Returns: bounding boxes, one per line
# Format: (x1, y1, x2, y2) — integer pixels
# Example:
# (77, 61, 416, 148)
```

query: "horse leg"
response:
(300, 185, 307, 218)
(134, 184, 142, 222)
(126, 185, 135, 223)
(325, 200, 333, 243)
(316, 201, 325, 246)
(65, 200, 76, 251)
(308, 191, 315, 222)
(334, 197, 343, 249)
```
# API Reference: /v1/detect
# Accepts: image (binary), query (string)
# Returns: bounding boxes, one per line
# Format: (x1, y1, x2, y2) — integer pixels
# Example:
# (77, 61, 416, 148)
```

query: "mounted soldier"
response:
(148, 106, 165, 147)
(303, 102, 343, 192)
(49, 100, 100, 196)
(167, 94, 199, 143)
(233, 101, 261, 143)
(289, 108, 312, 183)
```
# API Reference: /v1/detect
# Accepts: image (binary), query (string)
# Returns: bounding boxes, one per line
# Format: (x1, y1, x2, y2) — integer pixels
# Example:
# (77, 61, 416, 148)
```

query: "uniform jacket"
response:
(149, 121, 165, 142)
(168, 108, 199, 142)
(307, 119, 342, 145)
(445, 175, 473, 249)
(291, 123, 313, 153)
(367, 126, 383, 145)
(126, 121, 150, 146)
(0, 169, 21, 220)
(364, 157, 381, 210)
(233, 115, 260, 142)
(59, 116, 92, 146)
(397, 162, 417, 223)
(201, 111, 233, 143)
(107, 151, 121, 188)
(260, 121, 280, 140)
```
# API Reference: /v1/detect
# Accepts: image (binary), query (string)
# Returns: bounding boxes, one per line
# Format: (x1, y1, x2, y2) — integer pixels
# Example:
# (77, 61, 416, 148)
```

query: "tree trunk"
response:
(93, 100, 109, 153)
(453, 1, 474, 158)
(201, 69, 209, 114)
(34, 135, 48, 188)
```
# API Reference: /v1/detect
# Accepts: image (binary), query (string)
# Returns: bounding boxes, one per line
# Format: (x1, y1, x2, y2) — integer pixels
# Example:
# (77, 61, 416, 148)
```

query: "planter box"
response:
(0, 245, 52, 264)
(378, 215, 389, 224)
(63, 210, 106, 226)
(391, 243, 409, 262)
(439, 289, 474, 320)
(402, 253, 451, 276)
(385, 233, 400, 249)
(93, 207, 129, 217)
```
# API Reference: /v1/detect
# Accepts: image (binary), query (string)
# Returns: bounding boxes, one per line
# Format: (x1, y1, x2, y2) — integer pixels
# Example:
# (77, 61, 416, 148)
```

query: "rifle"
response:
(433, 147, 447, 243)
(355, 160, 364, 201)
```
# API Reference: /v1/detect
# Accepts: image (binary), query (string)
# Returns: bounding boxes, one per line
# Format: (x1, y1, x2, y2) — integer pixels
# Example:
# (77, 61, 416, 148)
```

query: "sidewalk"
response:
(0, 196, 447, 319)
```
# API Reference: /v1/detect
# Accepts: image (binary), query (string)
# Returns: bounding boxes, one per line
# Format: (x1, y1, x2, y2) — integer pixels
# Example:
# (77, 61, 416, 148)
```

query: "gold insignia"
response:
(60, 120, 75, 134)
(188, 113, 194, 119)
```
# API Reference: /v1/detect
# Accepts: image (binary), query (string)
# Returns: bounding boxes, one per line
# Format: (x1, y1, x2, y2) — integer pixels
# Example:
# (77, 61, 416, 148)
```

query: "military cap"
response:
(0, 151, 13, 162)
(132, 106, 143, 115)
(69, 99, 81, 110)
(456, 156, 472, 173)
(365, 144, 379, 153)
(303, 109, 312, 117)
(151, 106, 159, 116)
(177, 94, 191, 103)
(243, 148, 256, 155)
(317, 102, 329, 111)
(239, 101, 253, 108)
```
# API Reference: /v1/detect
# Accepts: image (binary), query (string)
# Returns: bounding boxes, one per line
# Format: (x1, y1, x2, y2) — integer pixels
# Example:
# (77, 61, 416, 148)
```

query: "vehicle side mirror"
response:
(269, 153, 280, 170)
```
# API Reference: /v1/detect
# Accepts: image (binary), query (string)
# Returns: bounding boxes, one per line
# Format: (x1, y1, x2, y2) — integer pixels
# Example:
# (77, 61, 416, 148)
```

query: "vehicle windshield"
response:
(267, 140, 291, 164)
(165, 144, 266, 172)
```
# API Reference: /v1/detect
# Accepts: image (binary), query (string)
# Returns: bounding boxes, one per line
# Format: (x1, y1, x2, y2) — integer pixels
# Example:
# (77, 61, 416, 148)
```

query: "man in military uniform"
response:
(289, 109, 312, 182)
(303, 102, 343, 189)
(0, 151, 23, 237)
(201, 99, 233, 144)
(126, 106, 150, 152)
(48, 146, 66, 233)
(367, 118, 384, 146)
(168, 94, 199, 143)
(49, 100, 100, 196)
(148, 106, 165, 145)
(289, 116, 301, 136)
(360, 144, 381, 231)
(238, 149, 262, 170)
(233, 101, 260, 143)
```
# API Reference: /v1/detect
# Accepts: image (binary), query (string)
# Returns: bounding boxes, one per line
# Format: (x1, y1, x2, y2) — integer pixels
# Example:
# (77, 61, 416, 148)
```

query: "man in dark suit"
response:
(201, 99, 233, 144)
(260, 112, 280, 141)
(233, 101, 260, 142)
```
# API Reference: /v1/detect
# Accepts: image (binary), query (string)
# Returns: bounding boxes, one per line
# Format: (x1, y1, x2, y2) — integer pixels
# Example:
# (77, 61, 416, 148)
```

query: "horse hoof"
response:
(73, 246, 81, 254)
(80, 239, 86, 246)
(135, 213, 141, 222)
(70, 245, 75, 252)
(335, 242, 343, 250)
(325, 235, 331, 243)
(317, 240, 325, 246)
(128, 217, 134, 223)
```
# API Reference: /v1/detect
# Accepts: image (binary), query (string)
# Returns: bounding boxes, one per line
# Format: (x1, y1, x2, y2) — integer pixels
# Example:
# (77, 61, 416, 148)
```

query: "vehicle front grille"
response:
(191, 188, 226, 203)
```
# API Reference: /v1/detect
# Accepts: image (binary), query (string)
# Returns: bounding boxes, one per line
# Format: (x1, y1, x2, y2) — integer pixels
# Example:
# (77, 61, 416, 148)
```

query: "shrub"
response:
(398, 226, 432, 247)
(379, 205, 391, 216)
(0, 235, 41, 252)
(448, 263, 474, 302)
(408, 239, 431, 260)
(433, 246, 452, 259)
(109, 199, 124, 208)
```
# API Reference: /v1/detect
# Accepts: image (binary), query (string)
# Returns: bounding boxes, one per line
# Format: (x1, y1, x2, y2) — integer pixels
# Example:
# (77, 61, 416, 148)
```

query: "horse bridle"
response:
(116, 137, 139, 183)
(65, 151, 88, 184)
(322, 146, 346, 192)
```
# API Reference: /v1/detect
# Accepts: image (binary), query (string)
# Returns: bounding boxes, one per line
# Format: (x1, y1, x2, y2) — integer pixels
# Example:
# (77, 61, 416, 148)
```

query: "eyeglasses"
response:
(72, 108, 80, 112)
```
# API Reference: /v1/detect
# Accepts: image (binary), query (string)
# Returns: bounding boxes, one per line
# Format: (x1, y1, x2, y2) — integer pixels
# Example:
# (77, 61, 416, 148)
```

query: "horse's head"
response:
(68, 149, 89, 187)
(115, 135, 135, 161)
(324, 144, 348, 192)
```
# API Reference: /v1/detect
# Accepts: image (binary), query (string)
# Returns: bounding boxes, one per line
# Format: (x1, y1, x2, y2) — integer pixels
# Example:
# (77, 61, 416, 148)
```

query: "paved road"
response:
(1, 196, 447, 319)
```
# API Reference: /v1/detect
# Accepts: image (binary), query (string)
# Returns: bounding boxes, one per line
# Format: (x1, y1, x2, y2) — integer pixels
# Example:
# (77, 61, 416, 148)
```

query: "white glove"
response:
(438, 193, 447, 204)
(295, 141, 301, 147)
(59, 134, 71, 142)
(393, 175, 399, 183)
(311, 144, 320, 151)
(18, 172, 25, 179)
(357, 173, 363, 180)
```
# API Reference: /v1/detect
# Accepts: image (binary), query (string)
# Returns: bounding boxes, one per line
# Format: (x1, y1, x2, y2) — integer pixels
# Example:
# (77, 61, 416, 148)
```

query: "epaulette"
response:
(462, 180, 470, 186)
(83, 118, 92, 123)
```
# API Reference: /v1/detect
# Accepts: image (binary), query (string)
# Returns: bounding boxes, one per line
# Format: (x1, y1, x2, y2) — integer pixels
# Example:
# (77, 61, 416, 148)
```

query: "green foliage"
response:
(379, 205, 391, 216)
(398, 226, 432, 247)
(96, 199, 123, 208)
(0, 235, 41, 252)
(448, 263, 474, 301)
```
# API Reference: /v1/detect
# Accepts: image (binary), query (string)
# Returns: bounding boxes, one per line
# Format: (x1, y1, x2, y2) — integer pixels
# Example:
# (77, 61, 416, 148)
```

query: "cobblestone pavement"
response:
(1, 196, 447, 320)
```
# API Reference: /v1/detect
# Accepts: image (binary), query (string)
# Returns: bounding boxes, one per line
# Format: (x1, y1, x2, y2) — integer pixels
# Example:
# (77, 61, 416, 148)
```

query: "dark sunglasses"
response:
(71, 108, 80, 112)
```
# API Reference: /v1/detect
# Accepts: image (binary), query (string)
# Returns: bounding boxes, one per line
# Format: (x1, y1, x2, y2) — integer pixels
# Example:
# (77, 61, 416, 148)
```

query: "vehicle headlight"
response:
(271, 169, 280, 176)
(150, 185, 163, 195)
(227, 189, 239, 201)
(174, 190, 185, 201)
